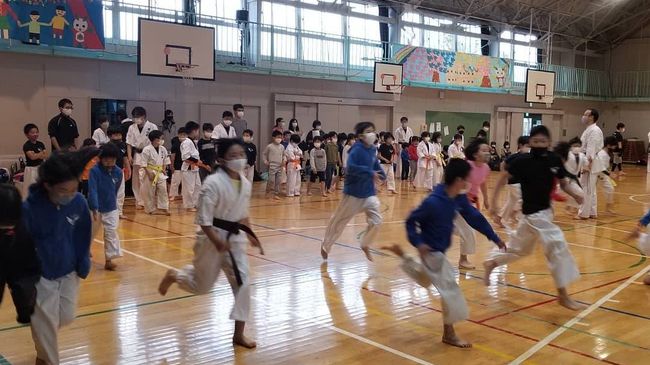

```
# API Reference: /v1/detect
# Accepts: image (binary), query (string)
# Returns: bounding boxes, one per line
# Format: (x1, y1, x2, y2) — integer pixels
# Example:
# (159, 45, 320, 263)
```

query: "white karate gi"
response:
(285, 143, 303, 196)
(433, 142, 444, 185)
(22, 166, 39, 199)
(564, 152, 587, 210)
(499, 183, 522, 225)
(487, 208, 580, 289)
(176, 170, 252, 321)
(447, 143, 465, 160)
(180, 138, 202, 209)
(595, 149, 615, 204)
(414, 141, 436, 190)
(92, 128, 109, 146)
(169, 170, 182, 198)
(321, 195, 382, 255)
(141, 145, 171, 213)
(213, 123, 237, 139)
(579, 123, 604, 218)
(102, 209, 122, 259)
(126, 121, 158, 207)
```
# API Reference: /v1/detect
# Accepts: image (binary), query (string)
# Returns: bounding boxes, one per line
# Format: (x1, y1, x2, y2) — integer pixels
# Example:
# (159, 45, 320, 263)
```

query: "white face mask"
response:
(315, 125, 322, 130)
(223, 120, 232, 126)
(135, 118, 145, 126)
(292, 122, 298, 127)
(204, 132, 212, 139)
(62, 108, 73, 117)
(483, 127, 490, 132)
(581, 115, 589, 124)
(424, 137, 431, 142)
(160, 140, 165, 146)
(362, 132, 376, 145)
(225, 158, 247, 172)
(436, 138, 441, 143)
(314, 142, 322, 148)
(179, 137, 187, 142)
(274, 138, 282, 144)
(521, 147, 531, 153)
(332, 138, 338, 143)
(236, 111, 244, 118)
(571, 146, 581, 155)
(243, 136, 252, 143)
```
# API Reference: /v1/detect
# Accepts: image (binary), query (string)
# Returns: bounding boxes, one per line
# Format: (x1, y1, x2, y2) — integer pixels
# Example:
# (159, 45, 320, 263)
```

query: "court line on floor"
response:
(509, 263, 650, 365)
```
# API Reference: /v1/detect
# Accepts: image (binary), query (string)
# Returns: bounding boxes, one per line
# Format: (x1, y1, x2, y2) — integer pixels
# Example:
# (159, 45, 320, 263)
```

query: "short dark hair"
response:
(604, 136, 617, 147)
(338, 133, 348, 141)
(177, 127, 187, 135)
(271, 130, 283, 138)
(243, 129, 253, 136)
(453, 133, 462, 141)
(283, 130, 292, 136)
(431, 132, 441, 141)
(233, 104, 244, 111)
(216, 138, 245, 160)
(98, 115, 109, 124)
(275, 118, 284, 126)
(568, 137, 582, 146)
(517, 135, 529, 146)
(131, 106, 147, 118)
(30, 10, 39, 16)
(616, 122, 625, 129)
(347, 133, 355, 140)
(56, 5, 65, 11)
(410, 136, 420, 143)
(529, 125, 550, 138)
(553, 141, 571, 160)
(354, 122, 375, 136)
(202, 123, 214, 132)
(99, 142, 120, 159)
(421, 131, 430, 138)
(313, 136, 323, 143)
(312, 120, 322, 128)
(482, 121, 490, 127)
(465, 138, 488, 161)
(107, 125, 122, 137)
(503, 141, 510, 148)
(588, 109, 599, 122)
(38, 149, 100, 187)
(222, 111, 233, 118)
(82, 138, 96, 147)
(185, 121, 200, 132)
(457, 125, 465, 130)
(328, 131, 337, 139)
(400, 117, 408, 123)
(443, 158, 471, 186)
(0, 184, 22, 226)
(384, 132, 394, 141)
(290, 134, 301, 144)
(58, 98, 72, 108)
(24, 123, 38, 135)
(476, 129, 488, 138)
(148, 130, 163, 142)
(165, 109, 173, 117)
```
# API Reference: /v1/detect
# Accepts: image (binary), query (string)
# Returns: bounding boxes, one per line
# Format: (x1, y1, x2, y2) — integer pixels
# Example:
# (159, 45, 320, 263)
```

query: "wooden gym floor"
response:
(1, 166, 650, 365)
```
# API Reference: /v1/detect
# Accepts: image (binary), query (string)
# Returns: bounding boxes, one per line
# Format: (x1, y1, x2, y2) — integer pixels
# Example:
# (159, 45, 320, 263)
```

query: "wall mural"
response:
(0, 0, 104, 50)
(393, 45, 510, 89)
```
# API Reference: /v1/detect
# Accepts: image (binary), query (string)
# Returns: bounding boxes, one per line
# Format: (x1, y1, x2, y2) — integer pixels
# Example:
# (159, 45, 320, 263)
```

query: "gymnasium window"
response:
(499, 31, 539, 83)
(456, 23, 481, 55)
(103, 9, 113, 40)
(423, 17, 454, 51)
(300, 5, 343, 64)
(260, 2, 298, 59)
(348, 2, 382, 67)
(197, 0, 242, 19)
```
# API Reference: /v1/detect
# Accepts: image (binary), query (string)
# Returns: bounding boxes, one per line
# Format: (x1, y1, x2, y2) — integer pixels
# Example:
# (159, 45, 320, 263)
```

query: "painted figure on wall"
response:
(73, 17, 88, 47)
(49, 5, 69, 40)
(18, 10, 49, 44)
(0, 0, 18, 40)
(495, 64, 509, 88)
(426, 49, 455, 83)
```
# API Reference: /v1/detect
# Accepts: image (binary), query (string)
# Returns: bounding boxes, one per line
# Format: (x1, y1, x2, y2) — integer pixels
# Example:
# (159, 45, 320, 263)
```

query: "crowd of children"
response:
(4, 106, 647, 363)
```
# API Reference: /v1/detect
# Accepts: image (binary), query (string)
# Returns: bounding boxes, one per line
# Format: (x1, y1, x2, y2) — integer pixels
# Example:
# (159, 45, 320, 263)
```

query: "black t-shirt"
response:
(197, 138, 217, 166)
(47, 114, 79, 150)
(171, 137, 183, 170)
(121, 121, 133, 143)
(613, 131, 623, 153)
(110, 140, 127, 169)
(22, 140, 46, 167)
(508, 150, 565, 215)
(244, 142, 257, 166)
(504, 152, 523, 184)
(378, 143, 394, 164)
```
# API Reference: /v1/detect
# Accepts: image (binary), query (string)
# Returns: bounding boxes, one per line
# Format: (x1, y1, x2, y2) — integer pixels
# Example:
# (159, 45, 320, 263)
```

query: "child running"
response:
(486, 125, 585, 310)
(382, 158, 504, 348)
(321, 122, 386, 261)
(158, 138, 264, 349)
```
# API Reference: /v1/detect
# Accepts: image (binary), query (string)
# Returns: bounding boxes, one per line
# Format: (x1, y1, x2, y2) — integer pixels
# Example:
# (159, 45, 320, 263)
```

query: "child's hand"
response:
(124, 167, 131, 181)
(495, 239, 507, 251)
(417, 244, 430, 259)
(92, 211, 99, 221)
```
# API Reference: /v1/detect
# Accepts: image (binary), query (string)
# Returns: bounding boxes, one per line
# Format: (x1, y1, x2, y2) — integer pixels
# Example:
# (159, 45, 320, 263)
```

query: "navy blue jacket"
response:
(343, 141, 385, 199)
(406, 184, 501, 252)
(88, 164, 122, 213)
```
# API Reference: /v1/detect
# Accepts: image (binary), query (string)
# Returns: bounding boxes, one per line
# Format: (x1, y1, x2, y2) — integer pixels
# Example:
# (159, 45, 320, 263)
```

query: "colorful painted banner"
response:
(393, 45, 510, 89)
(0, 0, 104, 49)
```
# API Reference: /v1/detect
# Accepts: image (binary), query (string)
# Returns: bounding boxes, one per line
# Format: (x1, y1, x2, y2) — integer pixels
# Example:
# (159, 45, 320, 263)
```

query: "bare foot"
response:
(150, 210, 168, 216)
(574, 215, 589, 221)
(104, 260, 117, 271)
(119, 214, 126, 220)
(136, 205, 145, 210)
(187, 208, 197, 213)
(320, 247, 328, 260)
(307, 191, 313, 196)
(459, 260, 475, 270)
(483, 260, 497, 286)
(273, 195, 281, 201)
(558, 296, 587, 310)
(643, 275, 650, 285)
(381, 244, 404, 257)
(442, 335, 472, 348)
(361, 246, 373, 261)
(233, 335, 257, 349)
(493, 215, 505, 228)
(158, 269, 177, 296)
(390, 190, 398, 194)
(322, 193, 328, 197)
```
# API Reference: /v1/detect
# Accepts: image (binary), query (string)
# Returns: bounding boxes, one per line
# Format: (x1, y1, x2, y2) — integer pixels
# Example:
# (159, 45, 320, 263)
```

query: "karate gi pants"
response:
(117, 173, 125, 216)
(132, 163, 145, 208)
(414, 167, 434, 190)
(244, 165, 255, 182)
(566, 180, 583, 209)
(143, 175, 169, 213)
(286, 166, 302, 196)
(499, 183, 522, 224)
(399, 253, 468, 325)
(598, 173, 615, 204)
(381, 164, 396, 191)
(487, 208, 580, 289)
(101, 210, 122, 260)
(22, 166, 39, 200)
(176, 236, 250, 321)
(169, 170, 182, 198)
(579, 173, 598, 218)
(321, 195, 382, 254)
(181, 170, 201, 209)
(454, 213, 476, 256)
(30, 272, 79, 365)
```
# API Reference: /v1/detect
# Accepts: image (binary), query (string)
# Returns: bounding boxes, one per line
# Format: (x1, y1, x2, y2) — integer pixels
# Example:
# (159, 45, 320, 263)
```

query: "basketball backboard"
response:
(373, 62, 404, 94)
(525, 69, 555, 105)
(138, 19, 215, 81)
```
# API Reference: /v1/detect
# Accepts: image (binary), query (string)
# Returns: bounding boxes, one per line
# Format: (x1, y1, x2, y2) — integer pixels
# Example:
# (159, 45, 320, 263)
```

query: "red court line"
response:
(476, 276, 632, 324)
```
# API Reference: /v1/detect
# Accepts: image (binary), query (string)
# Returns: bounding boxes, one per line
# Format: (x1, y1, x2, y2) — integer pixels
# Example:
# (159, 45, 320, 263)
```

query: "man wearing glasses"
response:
(48, 98, 79, 151)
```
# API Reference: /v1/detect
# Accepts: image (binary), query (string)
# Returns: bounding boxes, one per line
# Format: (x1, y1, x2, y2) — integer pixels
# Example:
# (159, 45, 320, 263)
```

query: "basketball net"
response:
(175, 63, 195, 87)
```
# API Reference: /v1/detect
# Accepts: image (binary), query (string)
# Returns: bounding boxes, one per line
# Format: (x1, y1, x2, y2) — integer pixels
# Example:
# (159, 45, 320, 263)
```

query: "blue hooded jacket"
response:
(88, 164, 122, 213)
(344, 141, 385, 198)
(407, 184, 501, 252)
(23, 185, 92, 280)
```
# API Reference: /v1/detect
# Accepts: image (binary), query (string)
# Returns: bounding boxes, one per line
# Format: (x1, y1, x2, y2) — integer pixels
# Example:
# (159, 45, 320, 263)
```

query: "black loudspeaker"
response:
(236, 10, 249, 22)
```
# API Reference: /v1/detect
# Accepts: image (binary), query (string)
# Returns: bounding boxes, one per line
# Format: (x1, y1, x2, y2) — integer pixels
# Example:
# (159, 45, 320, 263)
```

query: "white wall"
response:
(0, 52, 635, 158)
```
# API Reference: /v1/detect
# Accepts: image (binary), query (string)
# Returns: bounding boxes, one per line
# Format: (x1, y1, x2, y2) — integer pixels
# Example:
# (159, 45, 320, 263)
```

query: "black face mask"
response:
(458, 130, 464, 135)
(530, 147, 548, 156)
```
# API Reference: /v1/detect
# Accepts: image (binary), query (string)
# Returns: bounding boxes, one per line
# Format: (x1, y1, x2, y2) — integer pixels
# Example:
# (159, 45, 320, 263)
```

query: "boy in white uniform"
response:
(141, 130, 171, 215)
(596, 136, 617, 214)
(158, 138, 264, 349)
(180, 122, 204, 212)
(557, 137, 587, 215)
(214, 111, 237, 139)
(126, 107, 158, 209)
(91, 116, 110, 146)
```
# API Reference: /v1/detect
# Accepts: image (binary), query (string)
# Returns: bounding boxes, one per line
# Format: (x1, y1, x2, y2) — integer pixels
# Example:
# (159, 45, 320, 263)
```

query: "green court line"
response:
(0, 354, 12, 365)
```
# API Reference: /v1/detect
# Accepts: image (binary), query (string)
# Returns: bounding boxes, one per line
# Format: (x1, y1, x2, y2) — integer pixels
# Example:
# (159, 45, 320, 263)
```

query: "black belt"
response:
(212, 218, 258, 286)
(134, 148, 143, 154)
(566, 172, 582, 188)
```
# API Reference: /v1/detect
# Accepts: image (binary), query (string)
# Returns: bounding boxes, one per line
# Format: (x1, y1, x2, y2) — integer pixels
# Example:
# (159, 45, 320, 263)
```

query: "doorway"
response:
(523, 113, 542, 136)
